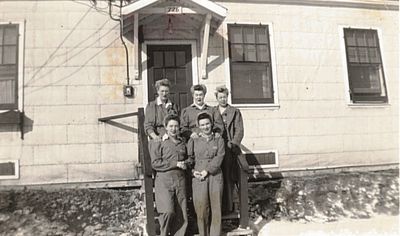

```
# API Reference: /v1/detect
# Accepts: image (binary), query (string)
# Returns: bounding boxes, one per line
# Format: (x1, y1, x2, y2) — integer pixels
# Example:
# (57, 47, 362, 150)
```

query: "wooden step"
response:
(225, 228, 253, 236)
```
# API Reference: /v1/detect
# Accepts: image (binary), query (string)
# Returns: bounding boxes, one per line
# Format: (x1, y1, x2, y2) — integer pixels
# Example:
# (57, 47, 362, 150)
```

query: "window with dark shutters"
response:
(344, 28, 388, 103)
(0, 24, 19, 110)
(228, 24, 274, 104)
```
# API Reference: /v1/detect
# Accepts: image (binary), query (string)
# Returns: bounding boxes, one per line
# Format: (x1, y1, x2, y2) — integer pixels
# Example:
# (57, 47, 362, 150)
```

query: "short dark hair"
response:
(190, 84, 207, 95)
(196, 112, 213, 125)
(164, 114, 180, 127)
(155, 78, 171, 91)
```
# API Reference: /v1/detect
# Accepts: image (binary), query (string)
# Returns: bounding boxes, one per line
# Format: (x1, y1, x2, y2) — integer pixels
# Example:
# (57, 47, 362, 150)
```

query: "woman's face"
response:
(198, 118, 212, 135)
(157, 85, 170, 102)
(166, 119, 179, 138)
(193, 90, 205, 106)
(216, 92, 228, 107)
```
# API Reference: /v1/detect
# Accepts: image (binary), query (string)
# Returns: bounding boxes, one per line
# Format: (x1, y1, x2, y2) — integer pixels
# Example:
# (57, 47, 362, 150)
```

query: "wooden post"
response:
(133, 13, 139, 80)
(237, 154, 250, 229)
(138, 108, 156, 236)
(200, 13, 211, 79)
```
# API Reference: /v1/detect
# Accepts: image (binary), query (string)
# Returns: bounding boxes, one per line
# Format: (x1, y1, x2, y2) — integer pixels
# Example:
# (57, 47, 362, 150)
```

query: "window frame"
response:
(223, 22, 279, 108)
(0, 160, 19, 180)
(339, 25, 389, 105)
(0, 21, 24, 112)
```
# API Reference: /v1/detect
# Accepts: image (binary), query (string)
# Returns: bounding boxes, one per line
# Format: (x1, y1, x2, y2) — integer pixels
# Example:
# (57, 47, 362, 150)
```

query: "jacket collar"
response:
(191, 103, 208, 110)
(156, 97, 172, 108)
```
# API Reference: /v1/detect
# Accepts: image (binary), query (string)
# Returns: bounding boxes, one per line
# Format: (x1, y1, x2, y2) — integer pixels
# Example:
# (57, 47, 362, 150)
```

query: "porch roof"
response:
(122, 0, 227, 19)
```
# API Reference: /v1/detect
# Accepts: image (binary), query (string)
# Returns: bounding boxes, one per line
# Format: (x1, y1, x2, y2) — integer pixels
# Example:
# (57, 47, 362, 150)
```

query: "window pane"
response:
(0, 47, 2, 64)
(164, 51, 175, 67)
(347, 47, 358, 63)
(257, 45, 269, 62)
(176, 68, 186, 85)
(243, 27, 255, 44)
(244, 45, 256, 61)
(358, 47, 368, 63)
(176, 51, 186, 67)
(0, 65, 17, 77)
(356, 31, 367, 46)
(229, 27, 242, 43)
(0, 79, 16, 104)
(231, 44, 243, 61)
(349, 65, 381, 94)
(4, 27, 18, 45)
(368, 48, 380, 63)
(366, 31, 377, 47)
(231, 63, 272, 101)
(153, 68, 163, 81)
(345, 30, 357, 46)
(3, 46, 17, 64)
(255, 27, 268, 44)
(153, 51, 163, 67)
(165, 68, 175, 83)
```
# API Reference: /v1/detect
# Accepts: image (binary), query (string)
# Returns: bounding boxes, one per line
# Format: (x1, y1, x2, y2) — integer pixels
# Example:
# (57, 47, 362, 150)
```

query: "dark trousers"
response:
(155, 170, 188, 236)
(192, 172, 223, 236)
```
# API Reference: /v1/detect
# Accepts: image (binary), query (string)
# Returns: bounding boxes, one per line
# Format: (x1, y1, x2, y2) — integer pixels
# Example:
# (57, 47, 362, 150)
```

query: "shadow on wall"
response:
(0, 111, 33, 138)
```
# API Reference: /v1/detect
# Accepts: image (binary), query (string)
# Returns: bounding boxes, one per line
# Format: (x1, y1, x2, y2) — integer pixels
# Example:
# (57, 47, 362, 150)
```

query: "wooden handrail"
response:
(137, 108, 157, 236)
(237, 153, 250, 229)
(237, 153, 249, 173)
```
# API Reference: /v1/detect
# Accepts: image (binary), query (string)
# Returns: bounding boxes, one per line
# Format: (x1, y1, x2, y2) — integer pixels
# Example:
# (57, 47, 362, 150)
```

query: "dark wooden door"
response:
(147, 44, 193, 110)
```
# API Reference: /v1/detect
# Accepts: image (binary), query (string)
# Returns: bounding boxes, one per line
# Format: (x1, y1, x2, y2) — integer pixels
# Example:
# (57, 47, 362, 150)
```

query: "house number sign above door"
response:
(165, 6, 182, 14)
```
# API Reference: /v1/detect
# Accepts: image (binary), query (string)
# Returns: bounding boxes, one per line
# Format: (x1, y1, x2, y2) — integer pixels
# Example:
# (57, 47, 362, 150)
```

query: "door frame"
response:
(141, 40, 199, 106)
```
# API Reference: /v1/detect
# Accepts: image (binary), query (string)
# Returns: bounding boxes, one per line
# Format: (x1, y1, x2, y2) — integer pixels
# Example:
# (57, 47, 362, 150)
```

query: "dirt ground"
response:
(0, 169, 398, 236)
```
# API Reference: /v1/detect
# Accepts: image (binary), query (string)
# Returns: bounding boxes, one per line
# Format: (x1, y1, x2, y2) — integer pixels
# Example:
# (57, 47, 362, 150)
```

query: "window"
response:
(0, 160, 19, 180)
(228, 24, 274, 104)
(0, 24, 19, 110)
(343, 28, 388, 103)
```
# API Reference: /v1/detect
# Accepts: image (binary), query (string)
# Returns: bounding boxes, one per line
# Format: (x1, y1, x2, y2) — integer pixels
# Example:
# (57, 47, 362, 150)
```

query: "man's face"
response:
(193, 90, 205, 106)
(198, 118, 212, 135)
(157, 85, 169, 102)
(166, 120, 179, 138)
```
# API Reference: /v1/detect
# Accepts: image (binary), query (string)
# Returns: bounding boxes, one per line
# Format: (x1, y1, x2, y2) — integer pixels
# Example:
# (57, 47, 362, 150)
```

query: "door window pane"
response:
(176, 69, 186, 85)
(165, 68, 175, 83)
(164, 51, 175, 67)
(153, 51, 163, 67)
(176, 51, 186, 67)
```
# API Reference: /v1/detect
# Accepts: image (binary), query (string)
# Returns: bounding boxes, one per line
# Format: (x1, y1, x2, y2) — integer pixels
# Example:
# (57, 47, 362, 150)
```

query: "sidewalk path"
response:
(259, 215, 399, 236)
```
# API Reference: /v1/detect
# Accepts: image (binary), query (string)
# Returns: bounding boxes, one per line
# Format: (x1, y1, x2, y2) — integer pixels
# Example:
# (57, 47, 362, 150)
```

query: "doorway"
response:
(147, 44, 194, 110)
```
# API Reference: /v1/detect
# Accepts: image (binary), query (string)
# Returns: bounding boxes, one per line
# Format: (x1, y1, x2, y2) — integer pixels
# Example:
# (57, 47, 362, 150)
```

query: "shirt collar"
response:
(162, 133, 183, 143)
(157, 97, 172, 108)
(191, 103, 207, 110)
(199, 132, 215, 141)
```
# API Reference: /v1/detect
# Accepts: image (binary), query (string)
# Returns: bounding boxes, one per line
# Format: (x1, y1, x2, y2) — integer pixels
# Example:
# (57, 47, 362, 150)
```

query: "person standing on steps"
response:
(148, 114, 189, 236)
(144, 78, 179, 140)
(180, 84, 223, 141)
(188, 112, 225, 236)
(214, 86, 244, 214)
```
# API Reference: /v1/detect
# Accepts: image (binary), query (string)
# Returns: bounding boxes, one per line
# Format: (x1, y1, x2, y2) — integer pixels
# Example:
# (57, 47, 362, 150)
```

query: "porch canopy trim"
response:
(122, 0, 227, 19)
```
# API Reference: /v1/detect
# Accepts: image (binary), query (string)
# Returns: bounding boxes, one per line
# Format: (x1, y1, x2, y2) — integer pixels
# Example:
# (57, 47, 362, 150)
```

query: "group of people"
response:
(144, 79, 244, 236)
